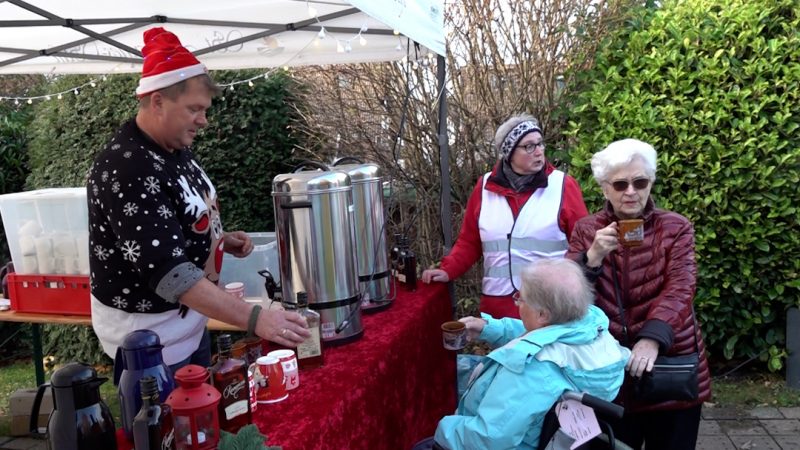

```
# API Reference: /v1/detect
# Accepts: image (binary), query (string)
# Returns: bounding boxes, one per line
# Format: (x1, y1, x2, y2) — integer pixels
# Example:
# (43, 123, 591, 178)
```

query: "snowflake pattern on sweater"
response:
(87, 120, 224, 314)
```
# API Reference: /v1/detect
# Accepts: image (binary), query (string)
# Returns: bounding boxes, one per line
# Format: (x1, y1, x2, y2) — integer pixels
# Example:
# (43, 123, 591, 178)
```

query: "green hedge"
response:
(0, 105, 32, 264)
(25, 70, 301, 365)
(564, 0, 800, 369)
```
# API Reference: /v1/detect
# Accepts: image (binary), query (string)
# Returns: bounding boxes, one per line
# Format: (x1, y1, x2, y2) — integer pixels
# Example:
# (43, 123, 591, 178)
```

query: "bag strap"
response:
(611, 258, 699, 353)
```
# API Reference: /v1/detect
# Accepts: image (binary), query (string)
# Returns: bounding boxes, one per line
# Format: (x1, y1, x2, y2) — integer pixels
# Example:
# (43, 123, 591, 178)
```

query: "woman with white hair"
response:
(422, 114, 588, 319)
(413, 258, 629, 450)
(566, 138, 711, 450)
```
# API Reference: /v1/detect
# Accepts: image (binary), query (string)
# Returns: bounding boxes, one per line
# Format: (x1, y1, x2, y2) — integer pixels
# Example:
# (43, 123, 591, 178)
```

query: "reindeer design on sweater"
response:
(178, 160, 224, 283)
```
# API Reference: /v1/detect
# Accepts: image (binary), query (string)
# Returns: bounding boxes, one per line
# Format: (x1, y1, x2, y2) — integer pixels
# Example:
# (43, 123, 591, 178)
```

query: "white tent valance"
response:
(0, 0, 445, 74)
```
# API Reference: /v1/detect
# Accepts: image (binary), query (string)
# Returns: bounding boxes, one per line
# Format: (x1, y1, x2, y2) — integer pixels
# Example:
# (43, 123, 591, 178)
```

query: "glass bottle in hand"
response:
(295, 292, 324, 369)
(132, 375, 174, 450)
(209, 334, 252, 433)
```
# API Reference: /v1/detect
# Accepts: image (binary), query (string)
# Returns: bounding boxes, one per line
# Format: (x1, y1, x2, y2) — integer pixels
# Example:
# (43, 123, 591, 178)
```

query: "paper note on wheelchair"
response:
(556, 399, 601, 450)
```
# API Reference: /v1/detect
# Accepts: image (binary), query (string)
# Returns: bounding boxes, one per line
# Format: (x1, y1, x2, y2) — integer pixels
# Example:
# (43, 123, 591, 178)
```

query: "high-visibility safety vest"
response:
(478, 170, 568, 295)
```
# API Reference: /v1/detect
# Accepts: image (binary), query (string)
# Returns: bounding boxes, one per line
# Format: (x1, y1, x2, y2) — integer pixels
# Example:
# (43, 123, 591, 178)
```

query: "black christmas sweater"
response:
(87, 119, 224, 314)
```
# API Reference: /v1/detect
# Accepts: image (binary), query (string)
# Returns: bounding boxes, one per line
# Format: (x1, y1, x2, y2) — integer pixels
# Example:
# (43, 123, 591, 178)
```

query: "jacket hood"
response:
(488, 306, 629, 399)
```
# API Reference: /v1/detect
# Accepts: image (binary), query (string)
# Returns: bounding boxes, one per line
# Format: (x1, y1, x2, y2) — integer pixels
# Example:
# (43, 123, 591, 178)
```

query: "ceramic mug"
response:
(255, 355, 287, 403)
(267, 349, 299, 390)
(224, 281, 245, 299)
(441, 321, 467, 351)
(247, 364, 257, 412)
(618, 219, 644, 247)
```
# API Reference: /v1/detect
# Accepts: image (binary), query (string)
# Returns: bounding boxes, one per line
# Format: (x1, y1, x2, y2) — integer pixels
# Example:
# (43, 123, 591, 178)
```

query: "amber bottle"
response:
(209, 334, 252, 433)
(295, 292, 324, 370)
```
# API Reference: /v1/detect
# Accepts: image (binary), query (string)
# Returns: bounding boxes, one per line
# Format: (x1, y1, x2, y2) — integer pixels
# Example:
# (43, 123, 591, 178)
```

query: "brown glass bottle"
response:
(209, 334, 252, 434)
(295, 292, 324, 370)
(132, 376, 174, 450)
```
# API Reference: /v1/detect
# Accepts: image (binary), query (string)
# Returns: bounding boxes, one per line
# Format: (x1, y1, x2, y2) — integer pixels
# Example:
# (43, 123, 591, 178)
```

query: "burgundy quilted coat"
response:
(566, 198, 711, 413)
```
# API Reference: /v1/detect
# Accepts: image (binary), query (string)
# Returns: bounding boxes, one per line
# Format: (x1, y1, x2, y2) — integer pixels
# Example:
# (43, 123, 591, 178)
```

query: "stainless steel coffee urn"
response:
(331, 162, 390, 312)
(272, 170, 363, 344)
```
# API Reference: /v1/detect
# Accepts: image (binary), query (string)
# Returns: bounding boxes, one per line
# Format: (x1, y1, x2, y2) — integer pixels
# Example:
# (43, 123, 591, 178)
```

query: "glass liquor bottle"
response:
(397, 237, 417, 290)
(295, 292, 324, 370)
(209, 334, 252, 434)
(132, 376, 174, 450)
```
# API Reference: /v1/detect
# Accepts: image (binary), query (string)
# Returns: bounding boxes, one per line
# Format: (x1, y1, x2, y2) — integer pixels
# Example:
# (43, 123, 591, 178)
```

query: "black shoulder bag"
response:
(611, 259, 700, 403)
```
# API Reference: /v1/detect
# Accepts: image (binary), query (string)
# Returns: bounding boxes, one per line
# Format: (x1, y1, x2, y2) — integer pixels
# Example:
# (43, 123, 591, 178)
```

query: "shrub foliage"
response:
(24, 70, 300, 365)
(565, 0, 800, 369)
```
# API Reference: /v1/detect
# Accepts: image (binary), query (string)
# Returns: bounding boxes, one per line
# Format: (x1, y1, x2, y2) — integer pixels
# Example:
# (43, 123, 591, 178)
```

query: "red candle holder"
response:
(166, 364, 221, 450)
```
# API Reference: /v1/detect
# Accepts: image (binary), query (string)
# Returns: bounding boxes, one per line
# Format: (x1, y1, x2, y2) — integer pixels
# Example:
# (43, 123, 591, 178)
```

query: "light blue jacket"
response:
(434, 305, 630, 450)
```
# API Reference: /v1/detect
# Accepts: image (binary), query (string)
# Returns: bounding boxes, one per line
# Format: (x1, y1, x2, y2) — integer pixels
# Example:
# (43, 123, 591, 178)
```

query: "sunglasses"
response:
(609, 177, 650, 192)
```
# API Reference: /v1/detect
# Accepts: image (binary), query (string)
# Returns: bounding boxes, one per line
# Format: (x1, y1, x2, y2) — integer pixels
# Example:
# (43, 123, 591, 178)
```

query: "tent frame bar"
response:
(0, 4, 376, 68)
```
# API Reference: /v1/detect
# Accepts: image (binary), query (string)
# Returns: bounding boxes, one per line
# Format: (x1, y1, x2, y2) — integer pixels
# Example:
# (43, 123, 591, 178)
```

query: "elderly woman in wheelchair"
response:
(420, 258, 630, 450)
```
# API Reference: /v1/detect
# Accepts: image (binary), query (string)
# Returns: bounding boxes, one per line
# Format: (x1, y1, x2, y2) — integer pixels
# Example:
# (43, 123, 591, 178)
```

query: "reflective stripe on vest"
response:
(478, 170, 568, 296)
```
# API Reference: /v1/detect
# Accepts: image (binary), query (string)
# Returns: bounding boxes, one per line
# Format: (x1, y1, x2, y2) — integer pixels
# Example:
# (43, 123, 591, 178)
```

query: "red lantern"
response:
(166, 364, 221, 450)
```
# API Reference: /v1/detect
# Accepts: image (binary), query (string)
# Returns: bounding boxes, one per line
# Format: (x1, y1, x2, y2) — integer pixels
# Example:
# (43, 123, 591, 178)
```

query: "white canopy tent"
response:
(0, 0, 454, 260)
(0, 0, 445, 73)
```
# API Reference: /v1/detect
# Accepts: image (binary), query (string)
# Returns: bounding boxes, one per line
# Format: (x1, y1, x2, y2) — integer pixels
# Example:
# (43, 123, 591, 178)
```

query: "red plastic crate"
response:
(7, 273, 90, 315)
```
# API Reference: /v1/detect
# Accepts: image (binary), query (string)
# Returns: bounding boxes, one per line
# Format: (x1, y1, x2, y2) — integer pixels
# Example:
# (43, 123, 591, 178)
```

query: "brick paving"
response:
(697, 406, 800, 450)
(2, 406, 799, 449)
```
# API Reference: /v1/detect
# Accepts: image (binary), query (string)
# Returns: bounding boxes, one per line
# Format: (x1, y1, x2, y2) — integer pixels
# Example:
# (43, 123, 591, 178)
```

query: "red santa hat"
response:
(136, 27, 207, 98)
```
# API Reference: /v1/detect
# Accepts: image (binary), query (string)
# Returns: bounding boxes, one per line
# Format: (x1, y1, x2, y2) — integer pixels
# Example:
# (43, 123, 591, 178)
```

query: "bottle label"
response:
(298, 327, 322, 358)
(224, 399, 249, 420)
(222, 378, 248, 401)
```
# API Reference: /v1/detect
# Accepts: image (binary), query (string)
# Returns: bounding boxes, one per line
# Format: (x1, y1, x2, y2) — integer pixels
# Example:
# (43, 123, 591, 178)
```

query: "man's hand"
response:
(223, 231, 253, 258)
(256, 309, 312, 347)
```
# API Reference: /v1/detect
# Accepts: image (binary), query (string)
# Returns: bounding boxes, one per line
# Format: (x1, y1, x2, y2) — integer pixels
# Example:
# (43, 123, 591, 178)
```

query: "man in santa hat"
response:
(87, 27, 310, 374)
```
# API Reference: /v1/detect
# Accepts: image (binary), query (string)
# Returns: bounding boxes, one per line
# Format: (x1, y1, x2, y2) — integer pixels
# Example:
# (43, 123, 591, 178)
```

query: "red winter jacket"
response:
(566, 198, 711, 412)
(440, 161, 588, 318)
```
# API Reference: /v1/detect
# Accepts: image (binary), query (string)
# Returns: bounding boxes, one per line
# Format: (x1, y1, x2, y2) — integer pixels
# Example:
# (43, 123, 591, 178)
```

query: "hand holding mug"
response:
(587, 222, 619, 266)
(458, 316, 486, 342)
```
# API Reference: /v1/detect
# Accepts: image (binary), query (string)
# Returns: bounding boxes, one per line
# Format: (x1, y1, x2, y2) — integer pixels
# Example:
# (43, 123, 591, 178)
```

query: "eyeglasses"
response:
(516, 142, 545, 154)
(609, 177, 650, 192)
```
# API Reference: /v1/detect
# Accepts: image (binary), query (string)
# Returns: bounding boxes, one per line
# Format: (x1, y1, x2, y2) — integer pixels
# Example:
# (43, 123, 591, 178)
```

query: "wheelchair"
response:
(538, 391, 632, 450)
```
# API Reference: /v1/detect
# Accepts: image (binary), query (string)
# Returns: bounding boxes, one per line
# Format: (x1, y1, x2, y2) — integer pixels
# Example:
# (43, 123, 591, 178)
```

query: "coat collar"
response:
(485, 160, 556, 196)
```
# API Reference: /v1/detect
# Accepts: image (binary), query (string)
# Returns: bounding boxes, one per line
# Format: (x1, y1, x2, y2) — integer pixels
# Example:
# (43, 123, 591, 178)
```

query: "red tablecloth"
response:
(117, 282, 457, 450)
(258, 282, 456, 450)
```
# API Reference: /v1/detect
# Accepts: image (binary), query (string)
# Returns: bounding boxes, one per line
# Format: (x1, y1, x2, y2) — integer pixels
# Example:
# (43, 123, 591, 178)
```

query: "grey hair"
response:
(518, 258, 593, 324)
(590, 138, 657, 183)
(494, 114, 542, 155)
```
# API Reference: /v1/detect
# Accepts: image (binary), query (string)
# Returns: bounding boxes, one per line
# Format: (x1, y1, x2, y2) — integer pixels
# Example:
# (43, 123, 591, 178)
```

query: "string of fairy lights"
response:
(0, 1, 435, 103)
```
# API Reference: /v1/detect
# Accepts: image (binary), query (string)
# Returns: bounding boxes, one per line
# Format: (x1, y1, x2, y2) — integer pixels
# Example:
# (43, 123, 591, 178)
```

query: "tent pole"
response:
(436, 54, 455, 312)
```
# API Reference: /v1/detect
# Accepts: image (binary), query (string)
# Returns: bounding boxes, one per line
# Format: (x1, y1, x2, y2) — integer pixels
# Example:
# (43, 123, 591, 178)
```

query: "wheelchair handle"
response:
(562, 391, 625, 420)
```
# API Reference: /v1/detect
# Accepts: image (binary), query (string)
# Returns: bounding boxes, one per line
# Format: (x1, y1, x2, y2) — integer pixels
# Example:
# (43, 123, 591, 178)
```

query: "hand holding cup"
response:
(458, 316, 486, 342)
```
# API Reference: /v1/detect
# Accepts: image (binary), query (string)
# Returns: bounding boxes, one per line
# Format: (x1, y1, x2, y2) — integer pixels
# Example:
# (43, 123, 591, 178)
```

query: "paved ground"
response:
(697, 406, 800, 450)
(1, 406, 799, 449)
